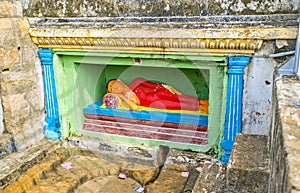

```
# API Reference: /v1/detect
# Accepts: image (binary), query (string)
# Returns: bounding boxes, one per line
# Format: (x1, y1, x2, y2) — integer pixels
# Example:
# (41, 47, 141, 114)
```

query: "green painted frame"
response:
(53, 50, 228, 153)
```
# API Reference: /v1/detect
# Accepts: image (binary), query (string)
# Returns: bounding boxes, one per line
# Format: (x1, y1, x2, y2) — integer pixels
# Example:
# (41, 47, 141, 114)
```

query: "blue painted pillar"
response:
(38, 48, 61, 139)
(221, 56, 250, 163)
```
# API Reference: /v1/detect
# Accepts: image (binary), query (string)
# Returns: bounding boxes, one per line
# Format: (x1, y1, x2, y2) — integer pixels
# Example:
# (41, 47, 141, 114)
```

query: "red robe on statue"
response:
(129, 78, 200, 111)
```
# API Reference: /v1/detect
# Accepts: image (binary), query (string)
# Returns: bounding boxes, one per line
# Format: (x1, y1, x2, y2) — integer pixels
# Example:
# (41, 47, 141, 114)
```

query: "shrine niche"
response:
(31, 18, 267, 162)
(81, 58, 219, 148)
(41, 50, 227, 153)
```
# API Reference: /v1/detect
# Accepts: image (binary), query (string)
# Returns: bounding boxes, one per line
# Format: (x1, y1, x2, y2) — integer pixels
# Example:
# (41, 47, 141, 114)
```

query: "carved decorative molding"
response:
(29, 28, 268, 55)
(31, 36, 262, 54)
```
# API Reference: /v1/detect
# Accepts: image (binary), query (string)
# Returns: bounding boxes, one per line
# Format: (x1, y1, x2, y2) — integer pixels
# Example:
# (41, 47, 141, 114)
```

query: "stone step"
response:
(1, 149, 67, 193)
(0, 139, 163, 193)
(0, 136, 216, 193)
(192, 161, 227, 193)
(193, 134, 270, 193)
(0, 139, 60, 190)
(1, 153, 120, 193)
(161, 148, 215, 193)
(227, 133, 270, 193)
(77, 176, 142, 193)
(146, 169, 189, 193)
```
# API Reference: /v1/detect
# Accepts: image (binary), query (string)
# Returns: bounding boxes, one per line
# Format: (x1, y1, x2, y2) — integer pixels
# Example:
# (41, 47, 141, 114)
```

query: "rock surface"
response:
(77, 176, 141, 193)
(22, 0, 300, 17)
(146, 169, 188, 193)
(0, 137, 216, 193)
(227, 134, 269, 193)
(192, 161, 227, 193)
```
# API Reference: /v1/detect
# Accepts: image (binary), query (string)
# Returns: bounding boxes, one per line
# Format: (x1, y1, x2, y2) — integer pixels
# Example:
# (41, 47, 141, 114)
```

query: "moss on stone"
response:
(22, 0, 300, 17)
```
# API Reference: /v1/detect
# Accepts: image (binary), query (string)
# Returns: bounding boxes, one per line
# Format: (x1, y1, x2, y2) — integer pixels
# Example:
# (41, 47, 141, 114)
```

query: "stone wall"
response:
(0, 92, 3, 135)
(22, 0, 299, 17)
(269, 76, 300, 193)
(0, 0, 44, 152)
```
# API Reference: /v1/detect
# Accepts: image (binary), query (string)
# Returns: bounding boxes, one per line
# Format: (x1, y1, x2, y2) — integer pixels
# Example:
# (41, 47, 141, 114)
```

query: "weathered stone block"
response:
(22, 0, 300, 17)
(77, 176, 141, 193)
(13, 125, 44, 151)
(2, 93, 27, 112)
(192, 161, 227, 193)
(0, 14, 44, 151)
(0, 19, 19, 48)
(0, 1, 14, 18)
(0, 18, 12, 29)
(271, 77, 300, 193)
(164, 148, 212, 171)
(0, 93, 4, 135)
(0, 1, 22, 17)
(0, 139, 59, 190)
(27, 88, 44, 111)
(0, 134, 14, 159)
(72, 136, 162, 185)
(1, 93, 44, 138)
(227, 133, 270, 193)
(22, 45, 40, 66)
(146, 169, 188, 193)
(0, 47, 19, 70)
(18, 20, 35, 44)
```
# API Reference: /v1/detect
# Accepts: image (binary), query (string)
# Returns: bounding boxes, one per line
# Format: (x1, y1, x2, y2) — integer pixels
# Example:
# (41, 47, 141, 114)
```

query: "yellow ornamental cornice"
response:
(28, 27, 297, 55)
(30, 36, 262, 55)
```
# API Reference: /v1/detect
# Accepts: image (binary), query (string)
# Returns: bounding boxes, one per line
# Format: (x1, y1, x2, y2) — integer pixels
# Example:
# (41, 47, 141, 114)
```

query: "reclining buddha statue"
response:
(103, 78, 208, 114)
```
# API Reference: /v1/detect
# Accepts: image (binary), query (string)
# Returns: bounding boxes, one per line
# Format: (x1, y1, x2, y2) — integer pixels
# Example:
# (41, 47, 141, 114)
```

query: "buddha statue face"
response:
(106, 79, 140, 105)
(107, 79, 123, 94)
